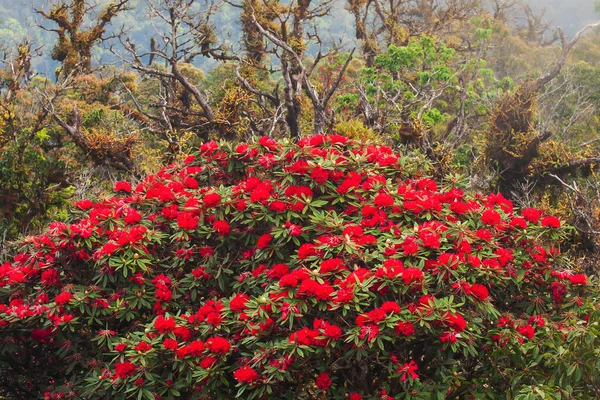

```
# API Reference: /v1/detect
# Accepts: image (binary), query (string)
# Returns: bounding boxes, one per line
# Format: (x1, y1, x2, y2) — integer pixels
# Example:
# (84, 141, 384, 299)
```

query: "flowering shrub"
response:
(1, 135, 600, 399)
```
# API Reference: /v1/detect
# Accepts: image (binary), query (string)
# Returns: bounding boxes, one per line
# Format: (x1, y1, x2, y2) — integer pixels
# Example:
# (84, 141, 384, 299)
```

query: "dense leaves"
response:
(1, 136, 599, 399)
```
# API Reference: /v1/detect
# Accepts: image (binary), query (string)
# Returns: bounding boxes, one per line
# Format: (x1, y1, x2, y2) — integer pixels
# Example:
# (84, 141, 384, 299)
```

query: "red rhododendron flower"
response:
(366, 308, 386, 323)
(256, 233, 272, 249)
(402, 237, 420, 255)
(269, 200, 288, 212)
(297, 243, 316, 259)
(419, 230, 441, 249)
(115, 181, 132, 193)
(395, 321, 415, 337)
(234, 366, 260, 384)
(381, 301, 401, 314)
(114, 343, 127, 352)
(75, 199, 93, 210)
(397, 360, 419, 381)
(54, 292, 72, 305)
(177, 212, 198, 230)
(528, 314, 546, 327)
(154, 315, 176, 333)
(470, 283, 489, 301)
(359, 324, 379, 342)
(569, 274, 587, 285)
(203, 192, 221, 207)
(289, 327, 318, 345)
(320, 258, 345, 274)
(41, 269, 59, 286)
(229, 293, 250, 312)
(481, 210, 502, 226)
(449, 201, 471, 215)
(279, 273, 299, 288)
(497, 317, 513, 328)
(123, 208, 141, 224)
(134, 342, 152, 352)
(192, 267, 210, 279)
(205, 336, 231, 354)
(213, 220, 231, 236)
(114, 361, 136, 378)
(475, 229, 492, 242)
(298, 279, 334, 300)
(374, 192, 394, 207)
(182, 177, 198, 189)
(200, 141, 218, 153)
(315, 372, 332, 390)
(250, 187, 271, 203)
(510, 217, 527, 229)
(262, 264, 286, 280)
(522, 208, 542, 223)
(541, 216, 561, 228)
(445, 313, 467, 332)
(162, 338, 178, 350)
(201, 356, 219, 369)
(310, 167, 330, 184)
(187, 340, 206, 356)
(31, 328, 53, 341)
(323, 324, 342, 340)
(284, 221, 303, 236)
(517, 324, 535, 340)
(258, 136, 278, 150)
(440, 331, 457, 343)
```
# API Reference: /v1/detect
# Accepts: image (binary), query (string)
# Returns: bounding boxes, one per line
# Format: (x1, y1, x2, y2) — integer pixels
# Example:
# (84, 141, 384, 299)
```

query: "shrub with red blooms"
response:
(1, 135, 600, 399)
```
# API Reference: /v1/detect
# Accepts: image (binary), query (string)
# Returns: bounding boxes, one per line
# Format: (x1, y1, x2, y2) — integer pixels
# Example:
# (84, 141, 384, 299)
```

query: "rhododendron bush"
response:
(2, 135, 600, 399)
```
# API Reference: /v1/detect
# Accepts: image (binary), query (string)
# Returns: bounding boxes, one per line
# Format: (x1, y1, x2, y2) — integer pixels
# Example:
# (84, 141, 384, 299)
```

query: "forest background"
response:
(1, 0, 600, 273)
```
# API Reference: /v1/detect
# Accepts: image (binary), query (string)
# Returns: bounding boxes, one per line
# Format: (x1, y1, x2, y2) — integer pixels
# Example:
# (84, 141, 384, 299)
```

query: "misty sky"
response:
(529, 0, 599, 35)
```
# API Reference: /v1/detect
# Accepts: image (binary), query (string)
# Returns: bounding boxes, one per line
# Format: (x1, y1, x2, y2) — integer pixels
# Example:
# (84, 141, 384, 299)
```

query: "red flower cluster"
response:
(234, 365, 260, 383)
(397, 360, 419, 382)
(0, 135, 588, 399)
(114, 361, 136, 379)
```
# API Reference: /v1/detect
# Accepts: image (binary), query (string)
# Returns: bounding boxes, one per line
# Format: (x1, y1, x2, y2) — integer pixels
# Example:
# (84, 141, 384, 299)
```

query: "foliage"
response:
(1, 136, 598, 399)
(353, 36, 456, 140)
(0, 45, 75, 244)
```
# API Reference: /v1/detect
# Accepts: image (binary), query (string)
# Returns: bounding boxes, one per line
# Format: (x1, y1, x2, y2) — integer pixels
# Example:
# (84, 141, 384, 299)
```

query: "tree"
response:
(517, 5, 559, 47)
(0, 42, 142, 244)
(484, 21, 600, 198)
(336, 21, 504, 166)
(346, 0, 481, 67)
(237, 0, 356, 138)
(349, 35, 456, 144)
(0, 42, 73, 244)
(118, 0, 241, 145)
(36, 0, 131, 77)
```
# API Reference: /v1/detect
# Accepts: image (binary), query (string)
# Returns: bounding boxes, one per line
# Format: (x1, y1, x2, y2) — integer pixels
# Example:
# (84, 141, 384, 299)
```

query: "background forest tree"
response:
(0, 0, 599, 269)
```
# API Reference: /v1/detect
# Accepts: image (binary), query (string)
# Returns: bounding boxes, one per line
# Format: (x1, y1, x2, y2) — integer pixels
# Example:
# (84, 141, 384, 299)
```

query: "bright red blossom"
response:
(115, 181, 132, 193)
(397, 361, 419, 381)
(315, 372, 332, 390)
(213, 220, 231, 236)
(114, 361, 136, 379)
(203, 192, 221, 207)
(234, 366, 260, 384)
(541, 216, 561, 228)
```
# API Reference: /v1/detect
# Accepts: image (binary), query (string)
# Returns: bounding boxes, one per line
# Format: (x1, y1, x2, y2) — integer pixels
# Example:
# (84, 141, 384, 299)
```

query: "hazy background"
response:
(529, 0, 598, 32)
(0, 0, 597, 78)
